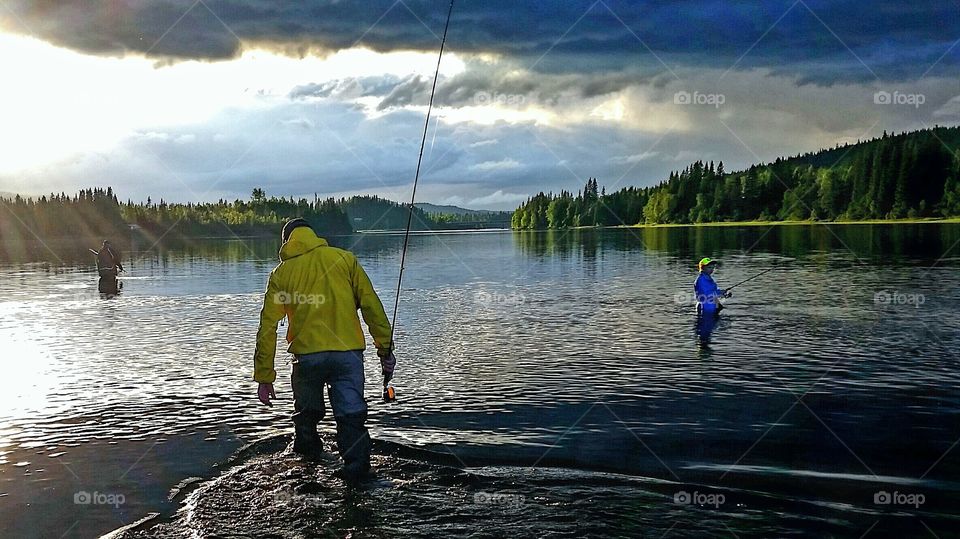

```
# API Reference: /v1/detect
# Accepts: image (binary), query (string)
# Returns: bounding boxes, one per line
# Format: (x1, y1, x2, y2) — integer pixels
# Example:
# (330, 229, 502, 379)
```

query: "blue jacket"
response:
(694, 272, 723, 312)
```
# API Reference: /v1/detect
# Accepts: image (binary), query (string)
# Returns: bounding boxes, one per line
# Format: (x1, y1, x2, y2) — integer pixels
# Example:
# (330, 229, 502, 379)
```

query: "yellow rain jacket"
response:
(253, 227, 393, 383)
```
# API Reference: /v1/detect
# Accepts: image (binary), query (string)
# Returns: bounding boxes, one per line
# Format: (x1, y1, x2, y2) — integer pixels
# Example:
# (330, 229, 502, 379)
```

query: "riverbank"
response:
(509, 217, 960, 232)
(628, 217, 960, 228)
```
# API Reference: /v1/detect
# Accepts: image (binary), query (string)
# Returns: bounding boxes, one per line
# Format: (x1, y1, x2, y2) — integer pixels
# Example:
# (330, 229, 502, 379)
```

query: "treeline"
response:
(512, 126, 960, 228)
(338, 195, 433, 231)
(0, 187, 512, 245)
(431, 211, 513, 228)
(122, 188, 353, 237)
(0, 187, 127, 241)
(340, 196, 512, 230)
(0, 187, 353, 243)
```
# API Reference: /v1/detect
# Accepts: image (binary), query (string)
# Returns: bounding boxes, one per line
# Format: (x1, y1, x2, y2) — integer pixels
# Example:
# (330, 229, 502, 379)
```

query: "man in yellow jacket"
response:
(254, 218, 396, 480)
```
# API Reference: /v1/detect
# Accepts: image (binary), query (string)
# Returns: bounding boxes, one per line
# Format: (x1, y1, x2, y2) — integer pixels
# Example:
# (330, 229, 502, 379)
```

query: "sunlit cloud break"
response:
(0, 1, 957, 210)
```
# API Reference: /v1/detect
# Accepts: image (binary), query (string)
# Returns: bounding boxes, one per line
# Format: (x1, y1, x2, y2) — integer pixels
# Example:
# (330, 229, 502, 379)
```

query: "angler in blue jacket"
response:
(694, 257, 731, 315)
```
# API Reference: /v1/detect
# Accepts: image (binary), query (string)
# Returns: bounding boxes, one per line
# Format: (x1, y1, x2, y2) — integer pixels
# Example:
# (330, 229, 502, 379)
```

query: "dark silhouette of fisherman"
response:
(95, 240, 124, 296)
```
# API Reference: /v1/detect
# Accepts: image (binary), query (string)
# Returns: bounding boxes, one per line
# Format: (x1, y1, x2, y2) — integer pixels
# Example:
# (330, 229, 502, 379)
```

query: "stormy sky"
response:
(0, 1, 957, 209)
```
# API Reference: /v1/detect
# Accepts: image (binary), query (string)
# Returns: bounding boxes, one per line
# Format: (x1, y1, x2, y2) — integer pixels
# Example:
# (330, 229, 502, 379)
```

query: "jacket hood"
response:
(279, 227, 328, 261)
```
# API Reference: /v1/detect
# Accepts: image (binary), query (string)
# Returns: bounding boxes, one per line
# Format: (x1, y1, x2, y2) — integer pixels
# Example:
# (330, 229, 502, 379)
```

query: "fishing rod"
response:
(387, 0, 455, 402)
(725, 267, 776, 291)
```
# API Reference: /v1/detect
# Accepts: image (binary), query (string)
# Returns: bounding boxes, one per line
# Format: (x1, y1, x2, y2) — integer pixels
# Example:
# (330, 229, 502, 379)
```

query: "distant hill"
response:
(415, 202, 496, 215)
(341, 197, 512, 230)
(340, 195, 433, 231)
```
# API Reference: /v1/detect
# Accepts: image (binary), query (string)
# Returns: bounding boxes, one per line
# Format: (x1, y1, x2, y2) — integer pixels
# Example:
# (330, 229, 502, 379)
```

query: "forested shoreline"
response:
(3, 127, 958, 243)
(512, 126, 960, 229)
(0, 189, 510, 244)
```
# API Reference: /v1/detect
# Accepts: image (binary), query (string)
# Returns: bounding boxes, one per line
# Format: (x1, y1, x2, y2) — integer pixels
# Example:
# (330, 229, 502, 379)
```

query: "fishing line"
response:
(428, 113, 442, 159)
(390, 0, 455, 336)
(725, 266, 776, 291)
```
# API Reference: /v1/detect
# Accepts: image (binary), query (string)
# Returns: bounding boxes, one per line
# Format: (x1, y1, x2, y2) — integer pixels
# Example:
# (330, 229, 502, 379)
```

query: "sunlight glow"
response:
(430, 105, 555, 126)
(0, 32, 466, 174)
(0, 317, 54, 418)
(590, 98, 625, 122)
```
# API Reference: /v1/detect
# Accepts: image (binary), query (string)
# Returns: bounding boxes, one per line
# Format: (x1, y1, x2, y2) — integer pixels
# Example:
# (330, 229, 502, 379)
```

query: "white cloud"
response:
(933, 95, 960, 119)
(469, 139, 498, 148)
(611, 151, 659, 164)
(467, 190, 529, 208)
(470, 158, 521, 172)
(671, 150, 702, 163)
(436, 195, 466, 206)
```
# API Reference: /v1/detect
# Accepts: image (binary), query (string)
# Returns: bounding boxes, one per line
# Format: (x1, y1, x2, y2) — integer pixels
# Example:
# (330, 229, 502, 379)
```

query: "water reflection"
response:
(0, 224, 958, 538)
(694, 311, 721, 349)
(97, 275, 123, 297)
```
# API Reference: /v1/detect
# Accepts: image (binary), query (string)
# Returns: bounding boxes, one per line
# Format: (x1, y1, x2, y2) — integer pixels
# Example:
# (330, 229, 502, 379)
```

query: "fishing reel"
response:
(383, 376, 397, 403)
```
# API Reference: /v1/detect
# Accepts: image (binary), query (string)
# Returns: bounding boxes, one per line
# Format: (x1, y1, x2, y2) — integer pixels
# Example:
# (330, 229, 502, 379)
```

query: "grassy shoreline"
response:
(510, 217, 960, 231)
(616, 217, 960, 229)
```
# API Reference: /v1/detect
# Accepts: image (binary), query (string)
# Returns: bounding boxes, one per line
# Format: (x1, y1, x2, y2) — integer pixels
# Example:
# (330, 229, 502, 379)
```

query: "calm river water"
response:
(1, 225, 959, 538)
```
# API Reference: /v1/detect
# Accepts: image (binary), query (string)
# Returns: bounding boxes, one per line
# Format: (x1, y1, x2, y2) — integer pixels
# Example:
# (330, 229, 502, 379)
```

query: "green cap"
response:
(698, 257, 719, 269)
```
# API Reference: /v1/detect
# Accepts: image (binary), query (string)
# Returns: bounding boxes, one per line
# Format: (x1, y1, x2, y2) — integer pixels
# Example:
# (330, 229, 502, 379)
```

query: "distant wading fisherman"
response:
(95, 240, 124, 277)
(94, 240, 124, 295)
(694, 257, 731, 315)
(253, 218, 397, 482)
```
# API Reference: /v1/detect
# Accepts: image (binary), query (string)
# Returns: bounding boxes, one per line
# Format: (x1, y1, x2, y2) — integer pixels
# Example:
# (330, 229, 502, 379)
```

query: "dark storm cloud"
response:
(1, 1, 957, 82)
(294, 62, 663, 113)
